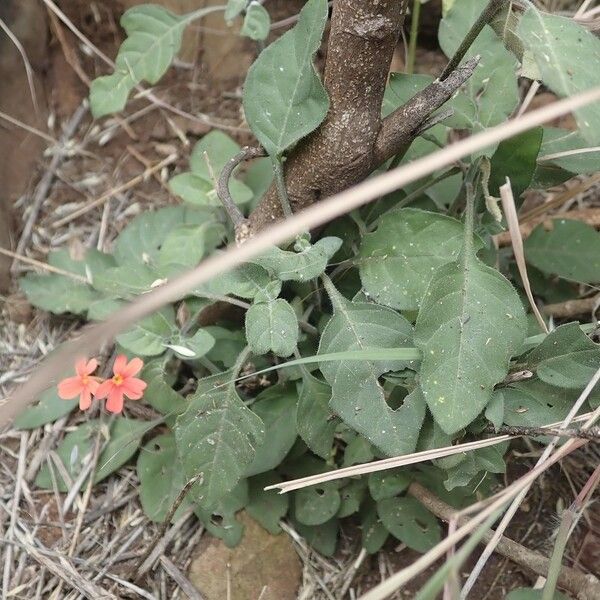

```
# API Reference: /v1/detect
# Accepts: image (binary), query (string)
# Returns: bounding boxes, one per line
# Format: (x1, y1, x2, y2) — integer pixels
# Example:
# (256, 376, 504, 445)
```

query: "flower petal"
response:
(58, 377, 83, 399)
(84, 358, 99, 375)
(87, 378, 101, 394)
(79, 389, 92, 411)
(105, 389, 124, 414)
(122, 377, 147, 400)
(75, 359, 89, 377)
(95, 379, 114, 399)
(113, 354, 128, 376)
(122, 357, 144, 378)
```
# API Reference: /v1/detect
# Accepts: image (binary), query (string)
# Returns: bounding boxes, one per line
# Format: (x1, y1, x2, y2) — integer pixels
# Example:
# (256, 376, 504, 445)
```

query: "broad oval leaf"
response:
(242, 0, 329, 157)
(318, 279, 419, 456)
(174, 371, 265, 508)
(414, 236, 526, 435)
(14, 387, 78, 430)
(519, 9, 600, 145)
(294, 485, 341, 526)
(246, 472, 289, 534)
(141, 359, 187, 423)
(90, 6, 187, 117)
(359, 209, 474, 311)
(116, 306, 177, 356)
(377, 496, 441, 553)
(137, 433, 193, 522)
(245, 299, 299, 357)
(241, 2, 270, 41)
(526, 322, 600, 389)
(524, 219, 600, 284)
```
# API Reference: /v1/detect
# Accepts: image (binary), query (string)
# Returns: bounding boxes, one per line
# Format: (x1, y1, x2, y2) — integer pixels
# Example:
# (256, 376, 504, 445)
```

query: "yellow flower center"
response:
(113, 374, 124, 385)
(81, 375, 89, 385)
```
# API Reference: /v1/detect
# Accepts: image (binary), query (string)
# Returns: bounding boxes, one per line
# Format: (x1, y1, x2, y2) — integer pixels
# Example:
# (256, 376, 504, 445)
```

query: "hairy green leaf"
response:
(14, 388, 78, 430)
(241, 2, 270, 41)
(319, 279, 420, 456)
(200, 263, 281, 302)
(116, 306, 176, 356)
(242, 0, 329, 156)
(294, 484, 341, 526)
(415, 217, 527, 434)
(519, 9, 600, 144)
(141, 359, 187, 422)
(245, 299, 298, 357)
(368, 469, 411, 501)
(359, 209, 474, 311)
(175, 371, 265, 508)
(20, 273, 98, 315)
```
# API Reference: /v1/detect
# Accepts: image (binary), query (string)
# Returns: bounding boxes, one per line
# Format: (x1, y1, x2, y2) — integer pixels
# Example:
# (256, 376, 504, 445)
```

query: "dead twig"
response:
(159, 556, 204, 600)
(543, 295, 600, 319)
(487, 424, 600, 440)
(216, 146, 266, 231)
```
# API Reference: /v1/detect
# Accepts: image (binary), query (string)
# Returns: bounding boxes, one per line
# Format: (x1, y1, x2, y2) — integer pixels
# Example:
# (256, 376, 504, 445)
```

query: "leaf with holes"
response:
(90, 5, 189, 117)
(318, 278, 418, 456)
(242, 0, 329, 157)
(294, 484, 341, 526)
(296, 372, 339, 459)
(175, 371, 265, 508)
(377, 496, 441, 553)
(14, 387, 78, 430)
(253, 237, 342, 282)
(245, 299, 298, 357)
(414, 219, 526, 435)
(519, 9, 600, 144)
(526, 323, 600, 389)
(359, 209, 476, 311)
(137, 433, 193, 522)
(524, 220, 600, 284)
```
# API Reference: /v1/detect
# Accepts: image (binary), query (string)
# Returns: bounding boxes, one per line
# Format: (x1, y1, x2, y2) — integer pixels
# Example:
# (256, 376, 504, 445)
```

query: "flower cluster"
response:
(58, 355, 147, 414)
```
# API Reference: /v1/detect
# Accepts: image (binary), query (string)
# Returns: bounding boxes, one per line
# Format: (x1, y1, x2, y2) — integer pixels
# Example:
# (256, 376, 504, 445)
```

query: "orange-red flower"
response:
(57, 358, 101, 410)
(95, 355, 146, 414)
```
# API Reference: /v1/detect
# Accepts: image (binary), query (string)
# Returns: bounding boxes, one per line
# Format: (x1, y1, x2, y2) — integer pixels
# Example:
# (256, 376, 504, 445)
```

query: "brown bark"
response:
(247, 0, 409, 234)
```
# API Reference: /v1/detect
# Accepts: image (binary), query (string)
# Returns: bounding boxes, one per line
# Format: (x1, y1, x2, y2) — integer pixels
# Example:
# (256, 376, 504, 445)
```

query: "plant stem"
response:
(272, 157, 293, 219)
(407, 0, 421, 75)
(542, 509, 574, 600)
(440, 0, 508, 80)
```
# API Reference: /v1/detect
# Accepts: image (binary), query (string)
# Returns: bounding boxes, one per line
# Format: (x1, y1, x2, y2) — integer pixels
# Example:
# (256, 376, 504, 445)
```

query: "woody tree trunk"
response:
(244, 0, 478, 235)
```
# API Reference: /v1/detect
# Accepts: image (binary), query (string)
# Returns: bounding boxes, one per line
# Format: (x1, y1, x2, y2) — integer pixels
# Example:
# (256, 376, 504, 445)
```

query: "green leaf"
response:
(92, 264, 159, 298)
(175, 371, 265, 508)
(203, 326, 247, 368)
(499, 379, 595, 429)
(200, 263, 281, 302)
(414, 218, 527, 434)
(537, 128, 600, 175)
(519, 9, 600, 145)
(359, 209, 475, 311)
(253, 237, 342, 282)
(488, 128, 543, 200)
(158, 223, 225, 275)
(167, 328, 216, 360)
(368, 469, 411, 501)
(114, 206, 210, 267)
(137, 433, 193, 522)
(293, 517, 338, 556)
(116, 306, 177, 356)
(14, 388, 78, 430)
(20, 274, 98, 315)
(294, 484, 341, 526)
(242, 0, 329, 157)
(247, 472, 289, 534)
(244, 384, 297, 476)
(141, 359, 187, 421)
(90, 6, 186, 117)
(169, 132, 253, 206)
(241, 2, 270, 40)
(527, 323, 600, 389)
(245, 299, 298, 357)
(485, 392, 504, 430)
(524, 220, 600, 284)
(439, 0, 518, 139)
(342, 435, 375, 467)
(36, 418, 149, 491)
(377, 497, 441, 553)
(318, 279, 419, 456)
(337, 478, 367, 518)
(225, 0, 246, 22)
(443, 445, 506, 491)
(195, 480, 248, 547)
(296, 373, 338, 459)
(361, 502, 389, 554)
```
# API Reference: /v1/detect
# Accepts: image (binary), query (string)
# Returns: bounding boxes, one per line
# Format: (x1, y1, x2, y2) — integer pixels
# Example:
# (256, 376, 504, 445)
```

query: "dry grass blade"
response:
(499, 178, 548, 333)
(0, 248, 87, 282)
(3, 85, 600, 427)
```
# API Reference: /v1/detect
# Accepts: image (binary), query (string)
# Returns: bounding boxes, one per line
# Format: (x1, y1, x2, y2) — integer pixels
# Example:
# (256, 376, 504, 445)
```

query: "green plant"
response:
(18, 0, 600, 564)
